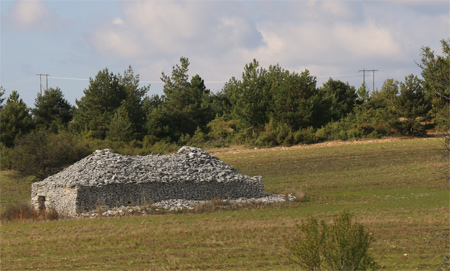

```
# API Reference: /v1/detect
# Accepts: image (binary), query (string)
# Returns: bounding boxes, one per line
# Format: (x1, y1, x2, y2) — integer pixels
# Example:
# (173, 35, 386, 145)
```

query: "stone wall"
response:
(31, 147, 266, 216)
(31, 183, 78, 216)
(75, 178, 264, 213)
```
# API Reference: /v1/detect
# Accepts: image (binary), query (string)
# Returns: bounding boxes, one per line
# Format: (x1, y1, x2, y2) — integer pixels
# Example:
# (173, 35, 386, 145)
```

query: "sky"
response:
(1, 0, 449, 107)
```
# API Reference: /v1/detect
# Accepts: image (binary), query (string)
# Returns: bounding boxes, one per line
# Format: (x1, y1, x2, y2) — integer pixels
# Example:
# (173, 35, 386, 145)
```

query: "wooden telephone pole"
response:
(358, 69, 378, 91)
(37, 74, 50, 96)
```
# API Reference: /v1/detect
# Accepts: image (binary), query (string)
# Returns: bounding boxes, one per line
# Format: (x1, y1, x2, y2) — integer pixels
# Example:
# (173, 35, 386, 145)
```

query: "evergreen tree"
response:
(119, 66, 149, 139)
(0, 91, 33, 147)
(268, 66, 318, 130)
(210, 88, 232, 119)
(354, 78, 400, 133)
(0, 86, 5, 112)
(72, 67, 147, 140)
(106, 105, 134, 142)
(143, 94, 164, 115)
(225, 59, 271, 130)
(147, 57, 213, 141)
(187, 74, 214, 129)
(419, 39, 450, 130)
(369, 78, 399, 110)
(320, 78, 358, 121)
(33, 87, 73, 132)
(420, 39, 450, 105)
(394, 74, 432, 136)
(356, 84, 369, 104)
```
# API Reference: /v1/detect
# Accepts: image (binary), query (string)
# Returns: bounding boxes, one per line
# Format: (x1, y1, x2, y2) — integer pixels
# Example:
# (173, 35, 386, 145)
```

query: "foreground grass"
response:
(1, 138, 449, 270)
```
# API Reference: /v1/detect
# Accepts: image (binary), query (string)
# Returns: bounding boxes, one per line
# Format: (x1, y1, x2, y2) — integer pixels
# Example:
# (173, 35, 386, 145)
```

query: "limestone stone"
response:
(31, 147, 265, 216)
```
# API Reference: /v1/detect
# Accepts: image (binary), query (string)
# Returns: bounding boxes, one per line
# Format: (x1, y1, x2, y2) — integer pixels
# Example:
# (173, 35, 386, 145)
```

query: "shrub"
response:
(287, 211, 379, 271)
(206, 117, 237, 142)
(288, 216, 324, 270)
(144, 140, 179, 154)
(0, 144, 12, 170)
(188, 127, 207, 147)
(11, 130, 90, 180)
(392, 119, 428, 136)
(294, 127, 320, 145)
(253, 120, 296, 147)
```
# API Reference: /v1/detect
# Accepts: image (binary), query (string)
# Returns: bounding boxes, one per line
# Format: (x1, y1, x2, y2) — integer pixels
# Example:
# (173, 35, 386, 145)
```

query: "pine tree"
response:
(147, 57, 213, 141)
(119, 66, 149, 139)
(0, 86, 6, 112)
(33, 87, 73, 132)
(106, 105, 134, 142)
(420, 39, 450, 132)
(269, 66, 317, 130)
(72, 68, 127, 139)
(225, 59, 271, 130)
(0, 91, 33, 147)
(394, 74, 432, 136)
(320, 78, 358, 121)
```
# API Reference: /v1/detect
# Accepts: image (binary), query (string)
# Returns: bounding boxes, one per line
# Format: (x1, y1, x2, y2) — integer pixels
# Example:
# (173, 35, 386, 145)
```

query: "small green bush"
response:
(11, 130, 90, 180)
(287, 211, 379, 271)
(0, 144, 12, 170)
(294, 127, 320, 145)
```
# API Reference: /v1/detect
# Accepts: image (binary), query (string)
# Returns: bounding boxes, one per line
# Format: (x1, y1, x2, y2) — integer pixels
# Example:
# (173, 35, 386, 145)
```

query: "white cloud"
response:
(112, 18, 124, 26)
(90, 30, 144, 59)
(88, 1, 264, 59)
(332, 22, 405, 60)
(5, 0, 56, 31)
(85, 0, 448, 91)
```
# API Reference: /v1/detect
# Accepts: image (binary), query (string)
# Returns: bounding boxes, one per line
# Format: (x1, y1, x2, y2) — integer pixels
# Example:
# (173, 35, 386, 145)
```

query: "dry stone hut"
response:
(31, 147, 265, 216)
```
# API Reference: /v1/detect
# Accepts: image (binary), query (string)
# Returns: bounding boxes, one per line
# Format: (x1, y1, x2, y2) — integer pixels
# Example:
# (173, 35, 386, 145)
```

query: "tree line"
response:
(0, 40, 448, 177)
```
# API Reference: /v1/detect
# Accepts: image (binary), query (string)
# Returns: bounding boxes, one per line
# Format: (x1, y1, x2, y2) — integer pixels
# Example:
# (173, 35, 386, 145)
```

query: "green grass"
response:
(1, 138, 449, 270)
(0, 171, 34, 213)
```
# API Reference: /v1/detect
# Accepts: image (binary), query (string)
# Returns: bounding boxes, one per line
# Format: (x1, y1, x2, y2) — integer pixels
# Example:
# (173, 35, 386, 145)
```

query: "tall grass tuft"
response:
(0, 202, 60, 222)
(0, 203, 37, 221)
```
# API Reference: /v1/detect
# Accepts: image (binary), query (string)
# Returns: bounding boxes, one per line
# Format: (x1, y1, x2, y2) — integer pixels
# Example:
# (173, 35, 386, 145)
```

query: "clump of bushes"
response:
(11, 130, 91, 180)
(1, 202, 59, 221)
(287, 211, 379, 271)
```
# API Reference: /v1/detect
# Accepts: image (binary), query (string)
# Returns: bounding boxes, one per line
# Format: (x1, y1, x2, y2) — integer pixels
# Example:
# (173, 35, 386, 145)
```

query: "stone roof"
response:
(36, 147, 261, 188)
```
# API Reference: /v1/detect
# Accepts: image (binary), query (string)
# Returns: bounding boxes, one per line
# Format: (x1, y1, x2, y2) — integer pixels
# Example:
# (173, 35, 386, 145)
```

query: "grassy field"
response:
(0, 171, 34, 214)
(1, 138, 449, 270)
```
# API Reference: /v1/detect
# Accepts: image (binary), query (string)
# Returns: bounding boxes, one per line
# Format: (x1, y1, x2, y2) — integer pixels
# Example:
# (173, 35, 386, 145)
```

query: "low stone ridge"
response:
(79, 194, 296, 218)
(32, 146, 267, 215)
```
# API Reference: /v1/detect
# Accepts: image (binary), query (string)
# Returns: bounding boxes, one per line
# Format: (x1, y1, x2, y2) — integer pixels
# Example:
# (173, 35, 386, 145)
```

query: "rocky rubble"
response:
(32, 146, 279, 216)
(38, 146, 263, 189)
(79, 194, 296, 218)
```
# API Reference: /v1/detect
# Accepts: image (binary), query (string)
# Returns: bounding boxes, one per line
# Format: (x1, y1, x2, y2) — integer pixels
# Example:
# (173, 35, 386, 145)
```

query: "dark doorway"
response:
(38, 196, 46, 211)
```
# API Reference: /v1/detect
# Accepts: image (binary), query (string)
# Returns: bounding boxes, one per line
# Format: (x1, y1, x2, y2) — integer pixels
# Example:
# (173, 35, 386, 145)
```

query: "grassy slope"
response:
(1, 138, 449, 270)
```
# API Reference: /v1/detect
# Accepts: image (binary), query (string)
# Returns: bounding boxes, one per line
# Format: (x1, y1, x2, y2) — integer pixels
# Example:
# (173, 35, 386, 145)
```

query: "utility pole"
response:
(358, 69, 378, 91)
(36, 74, 50, 96)
(359, 69, 367, 88)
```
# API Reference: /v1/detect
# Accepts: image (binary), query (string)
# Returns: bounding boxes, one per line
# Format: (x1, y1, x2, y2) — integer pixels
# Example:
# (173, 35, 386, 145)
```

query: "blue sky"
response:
(1, 0, 449, 107)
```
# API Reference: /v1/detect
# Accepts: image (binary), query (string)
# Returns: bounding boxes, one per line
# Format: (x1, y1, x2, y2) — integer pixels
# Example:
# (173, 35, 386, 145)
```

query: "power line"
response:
(49, 76, 89, 81)
(49, 76, 228, 84)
